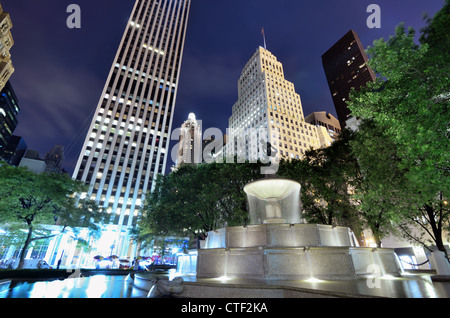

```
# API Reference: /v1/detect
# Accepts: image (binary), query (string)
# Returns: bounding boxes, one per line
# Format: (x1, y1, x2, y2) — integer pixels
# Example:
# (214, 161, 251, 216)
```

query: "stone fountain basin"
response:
(204, 223, 358, 249)
(196, 246, 401, 280)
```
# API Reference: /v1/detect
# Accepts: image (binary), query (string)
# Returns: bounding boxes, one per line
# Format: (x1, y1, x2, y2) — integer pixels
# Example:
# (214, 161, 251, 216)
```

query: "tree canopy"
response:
(347, 1, 449, 254)
(347, 2, 449, 203)
(138, 161, 264, 241)
(0, 163, 103, 268)
(278, 129, 361, 232)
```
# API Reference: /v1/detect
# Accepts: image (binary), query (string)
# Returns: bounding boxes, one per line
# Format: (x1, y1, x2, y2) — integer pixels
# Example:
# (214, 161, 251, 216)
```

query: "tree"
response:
(347, 2, 449, 255)
(395, 193, 449, 259)
(350, 120, 412, 247)
(138, 161, 263, 245)
(348, 4, 449, 201)
(0, 163, 103, 269)
(278, 130, 363, 236)
(139, 164, 218, 241)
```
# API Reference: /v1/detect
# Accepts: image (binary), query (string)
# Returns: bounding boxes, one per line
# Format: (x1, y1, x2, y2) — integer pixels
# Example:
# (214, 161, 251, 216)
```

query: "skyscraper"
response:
(72, 0, 190, 257)
(0, 81, 19, 157)
(44, 145, 65, 174)
(322, 30, 376, 128)
(175, 113, 202, 168)
(228, 47, 322, 165)
(1, 135, 27, 166)
(305, 111, 341, 142)
(0, 3, 14, 91)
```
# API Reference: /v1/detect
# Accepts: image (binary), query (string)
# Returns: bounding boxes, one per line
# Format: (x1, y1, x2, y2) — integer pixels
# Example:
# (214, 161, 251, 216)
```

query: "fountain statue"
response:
(177, 177, 402, 281)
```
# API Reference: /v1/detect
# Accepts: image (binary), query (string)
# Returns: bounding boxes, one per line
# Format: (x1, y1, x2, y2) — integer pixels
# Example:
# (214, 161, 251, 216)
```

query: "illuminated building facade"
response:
(0, 3, 14, 91)
(175, 113, 202, 167)
(0, 81, 19, 157)
(72, 0, 190, 259)
(305, 111, 341, 143)
(228, 47, 322, 164)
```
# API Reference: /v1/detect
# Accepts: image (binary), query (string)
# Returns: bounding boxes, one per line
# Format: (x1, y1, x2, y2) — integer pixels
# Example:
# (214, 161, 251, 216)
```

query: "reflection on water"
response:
(265, 273, 450, 298)
(1, 272, 448, 298)
(196, 272, 450, 298)
(0, 275, 147, 298)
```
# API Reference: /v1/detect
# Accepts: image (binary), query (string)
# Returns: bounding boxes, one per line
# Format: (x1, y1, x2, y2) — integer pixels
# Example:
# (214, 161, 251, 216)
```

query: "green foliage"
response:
(0, 163, 104, 268)
(347, 2, 449, 251)
(350, 120, 413, 246)
(278, 130, 363, 234)
(347, 3, 450, 203)
(138, 161, 263, 240)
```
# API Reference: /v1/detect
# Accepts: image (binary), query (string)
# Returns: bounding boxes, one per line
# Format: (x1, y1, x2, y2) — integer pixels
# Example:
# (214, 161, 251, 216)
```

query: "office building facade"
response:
(175, 113, 202, 167)
(19, 149, 47, 174)
(0, 3, 14, 91)
(305, 111, 341, 143)
(228, 47, 322, 165)
(1, 135, 27, 165)
(322, 30, 376, 128)
(72, 0, 190, 258)
(0, 81, 19, 157)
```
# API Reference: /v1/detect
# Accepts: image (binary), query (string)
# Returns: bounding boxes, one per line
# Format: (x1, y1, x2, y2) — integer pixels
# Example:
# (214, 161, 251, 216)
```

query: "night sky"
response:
(3, 0, 444, 175)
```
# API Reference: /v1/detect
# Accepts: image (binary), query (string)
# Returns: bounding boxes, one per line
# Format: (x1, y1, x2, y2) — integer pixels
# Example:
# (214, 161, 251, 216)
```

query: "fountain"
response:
(178, 177, 402, 281)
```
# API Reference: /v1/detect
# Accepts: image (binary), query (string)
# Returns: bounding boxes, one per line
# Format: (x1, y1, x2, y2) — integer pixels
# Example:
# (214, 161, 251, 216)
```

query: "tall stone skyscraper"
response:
(228, 46, 323, 168)
(175, 113, 202, 168)
(322, 30, 376, 129)
(72, 0, 190, 257)
(0, 2, 16, 156)
(0, 3, 14, 91)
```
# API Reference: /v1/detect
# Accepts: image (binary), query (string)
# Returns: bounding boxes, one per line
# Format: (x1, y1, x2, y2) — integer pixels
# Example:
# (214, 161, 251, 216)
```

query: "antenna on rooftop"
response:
(261, 27, 267, 49)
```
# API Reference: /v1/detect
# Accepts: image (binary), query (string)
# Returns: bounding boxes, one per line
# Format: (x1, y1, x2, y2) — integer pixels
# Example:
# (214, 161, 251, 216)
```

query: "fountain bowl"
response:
(243, 178, 300, 201)
(244, 178, 302, 225)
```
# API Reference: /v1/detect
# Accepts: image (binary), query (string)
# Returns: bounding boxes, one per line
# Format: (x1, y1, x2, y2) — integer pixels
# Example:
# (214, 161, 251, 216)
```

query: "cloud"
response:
(14, 58, 102, 134)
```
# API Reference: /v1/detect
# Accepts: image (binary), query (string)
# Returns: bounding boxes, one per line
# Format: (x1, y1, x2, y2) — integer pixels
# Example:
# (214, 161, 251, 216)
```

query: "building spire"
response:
(261, 27, 267, 49)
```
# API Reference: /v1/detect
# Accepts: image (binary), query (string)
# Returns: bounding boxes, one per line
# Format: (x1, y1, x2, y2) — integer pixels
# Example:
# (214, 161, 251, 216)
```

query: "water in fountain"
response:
(177, 252, 197, 275)
(245, 178, 301, 225)
(304, 247, 315, 280)
(372, 248, 387, 277)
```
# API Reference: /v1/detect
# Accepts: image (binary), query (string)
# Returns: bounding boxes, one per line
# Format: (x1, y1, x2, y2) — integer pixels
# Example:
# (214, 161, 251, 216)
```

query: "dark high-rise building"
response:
(1, 135, 26, 165)
(0, 81, 20, 157)
(322, 30, 376, 128)
(72, 0, 190, 258)
(45, 145, 64, 173)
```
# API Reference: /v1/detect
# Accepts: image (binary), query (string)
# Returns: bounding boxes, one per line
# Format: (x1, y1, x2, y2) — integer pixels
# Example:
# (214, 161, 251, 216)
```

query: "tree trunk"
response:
(371, 222, 382, 248)
(424, 203, 449, 263)
(18, 221, 33, 269)
(375, 235, 382, 248)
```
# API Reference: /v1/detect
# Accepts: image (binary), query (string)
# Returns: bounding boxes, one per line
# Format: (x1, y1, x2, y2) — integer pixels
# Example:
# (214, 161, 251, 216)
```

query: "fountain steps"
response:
(178, 178, 403, 281)
(195, 246, 400, 280)
(204, 223, 358, 249)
